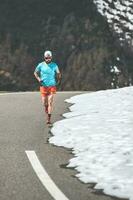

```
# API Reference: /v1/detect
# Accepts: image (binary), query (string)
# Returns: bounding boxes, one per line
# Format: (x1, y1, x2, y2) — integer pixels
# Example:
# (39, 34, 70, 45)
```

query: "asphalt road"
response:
(0, 92, 117, 200)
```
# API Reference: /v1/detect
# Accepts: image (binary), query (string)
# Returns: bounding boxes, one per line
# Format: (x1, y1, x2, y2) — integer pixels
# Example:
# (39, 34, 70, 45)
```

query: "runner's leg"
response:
(40, 86, 49, 113)
(48, 94, 54, 114)
(41, 96, 48, 113)
(47, 93, 55, 123)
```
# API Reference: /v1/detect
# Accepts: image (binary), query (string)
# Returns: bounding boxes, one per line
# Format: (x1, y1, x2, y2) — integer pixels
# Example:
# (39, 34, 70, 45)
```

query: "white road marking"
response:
(25, 150, 69, 200)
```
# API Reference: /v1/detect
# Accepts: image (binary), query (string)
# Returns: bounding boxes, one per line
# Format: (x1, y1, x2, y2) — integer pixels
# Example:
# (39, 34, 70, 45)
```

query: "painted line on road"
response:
(25, 150, 69, 200)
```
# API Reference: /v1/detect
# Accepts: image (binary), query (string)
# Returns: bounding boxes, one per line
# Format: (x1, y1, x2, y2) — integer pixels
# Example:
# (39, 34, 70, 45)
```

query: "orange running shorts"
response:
(40, 86, 56, 97)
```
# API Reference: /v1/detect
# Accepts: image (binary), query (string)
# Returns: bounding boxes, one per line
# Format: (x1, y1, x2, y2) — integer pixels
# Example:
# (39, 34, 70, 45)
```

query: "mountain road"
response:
(0, 92, 117, 200)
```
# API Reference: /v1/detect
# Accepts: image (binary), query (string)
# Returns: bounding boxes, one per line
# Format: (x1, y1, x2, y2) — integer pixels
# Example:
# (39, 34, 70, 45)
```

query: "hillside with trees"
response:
(0, 0, 133, 91)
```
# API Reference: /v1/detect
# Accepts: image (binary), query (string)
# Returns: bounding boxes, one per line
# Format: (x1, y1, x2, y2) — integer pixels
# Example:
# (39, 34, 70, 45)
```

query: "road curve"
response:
(0, 92, 116, 200)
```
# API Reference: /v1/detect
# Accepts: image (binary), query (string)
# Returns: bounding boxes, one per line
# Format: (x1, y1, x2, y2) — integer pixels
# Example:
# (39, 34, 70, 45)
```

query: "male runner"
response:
(34, 50, 61, 124)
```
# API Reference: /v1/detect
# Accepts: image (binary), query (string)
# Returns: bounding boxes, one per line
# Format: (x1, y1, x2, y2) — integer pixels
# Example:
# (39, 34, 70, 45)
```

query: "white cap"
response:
(44, 50, 52, 57)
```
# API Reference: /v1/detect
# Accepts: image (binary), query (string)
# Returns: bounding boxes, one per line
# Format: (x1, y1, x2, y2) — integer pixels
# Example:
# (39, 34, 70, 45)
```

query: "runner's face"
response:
(44, 56, 52, 63)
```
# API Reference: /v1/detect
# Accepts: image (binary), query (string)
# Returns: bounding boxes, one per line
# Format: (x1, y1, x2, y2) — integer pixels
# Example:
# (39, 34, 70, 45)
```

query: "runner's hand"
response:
(57, 80, 61, 86)
(39, 80, 43, 86)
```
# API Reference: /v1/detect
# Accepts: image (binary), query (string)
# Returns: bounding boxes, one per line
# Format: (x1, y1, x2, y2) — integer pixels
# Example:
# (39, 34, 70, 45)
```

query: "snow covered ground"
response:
(49, 86, 133, 200)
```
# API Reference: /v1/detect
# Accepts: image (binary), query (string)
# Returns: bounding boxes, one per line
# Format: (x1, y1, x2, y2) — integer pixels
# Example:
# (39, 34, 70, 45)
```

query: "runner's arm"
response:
(34, 71, 42, 83)
(56, 68, 61, 85)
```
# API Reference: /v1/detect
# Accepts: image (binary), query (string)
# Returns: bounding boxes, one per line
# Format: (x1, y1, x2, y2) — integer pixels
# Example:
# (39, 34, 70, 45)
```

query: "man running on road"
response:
(34, 50, 61, 124)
